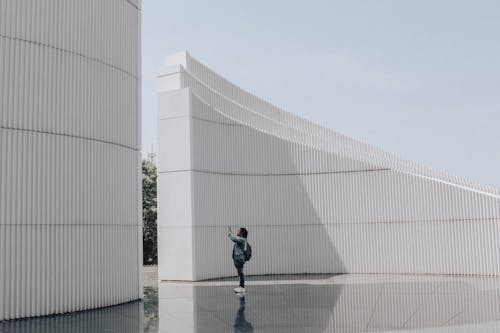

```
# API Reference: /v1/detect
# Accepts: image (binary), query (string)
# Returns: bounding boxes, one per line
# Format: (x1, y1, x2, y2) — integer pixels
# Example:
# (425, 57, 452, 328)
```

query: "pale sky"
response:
(142, 0, 500, 189)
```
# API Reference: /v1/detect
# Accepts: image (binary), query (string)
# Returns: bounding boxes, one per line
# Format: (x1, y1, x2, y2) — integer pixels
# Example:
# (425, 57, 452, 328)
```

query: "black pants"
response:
(234, 260, 245, 288)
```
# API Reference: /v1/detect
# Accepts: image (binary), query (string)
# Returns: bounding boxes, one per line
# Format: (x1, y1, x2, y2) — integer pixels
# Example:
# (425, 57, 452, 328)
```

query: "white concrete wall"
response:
(0, 0, 142, 320)
(157, 51, 500, 281)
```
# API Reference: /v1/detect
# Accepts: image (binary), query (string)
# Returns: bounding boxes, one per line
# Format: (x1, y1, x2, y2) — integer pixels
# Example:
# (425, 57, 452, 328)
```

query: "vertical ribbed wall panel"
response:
(0, 0, 141, 321)
(165, 53, 500, 196)
(0, 29, 139, 148)
(157, 52, 500, 281)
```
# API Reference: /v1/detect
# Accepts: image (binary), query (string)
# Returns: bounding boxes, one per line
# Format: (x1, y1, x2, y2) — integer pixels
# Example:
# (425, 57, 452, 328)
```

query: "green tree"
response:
(142, 159, 157, 265)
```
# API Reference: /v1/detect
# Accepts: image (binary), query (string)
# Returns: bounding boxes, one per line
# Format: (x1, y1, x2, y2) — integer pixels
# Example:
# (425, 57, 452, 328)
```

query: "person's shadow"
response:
(234, 295, 254, 332)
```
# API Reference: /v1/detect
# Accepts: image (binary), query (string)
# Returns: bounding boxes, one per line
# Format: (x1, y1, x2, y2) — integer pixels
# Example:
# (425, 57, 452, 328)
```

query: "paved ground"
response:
(158, 273, 500, 333)
(3, 267, 500, 332)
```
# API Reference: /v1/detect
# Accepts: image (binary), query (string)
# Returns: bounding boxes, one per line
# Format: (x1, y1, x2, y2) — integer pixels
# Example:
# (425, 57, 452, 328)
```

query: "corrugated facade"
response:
(0, 0, 142, 320)
(157, 51, 500, 281)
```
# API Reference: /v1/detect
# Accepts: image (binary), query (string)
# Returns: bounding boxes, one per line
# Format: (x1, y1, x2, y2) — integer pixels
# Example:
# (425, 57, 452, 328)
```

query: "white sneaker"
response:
(233, 287, 246, 293)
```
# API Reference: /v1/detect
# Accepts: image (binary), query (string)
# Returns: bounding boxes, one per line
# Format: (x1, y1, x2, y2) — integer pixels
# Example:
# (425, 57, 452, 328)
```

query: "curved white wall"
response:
(157, 51, 500, 281)
(0, 0, 142, 320)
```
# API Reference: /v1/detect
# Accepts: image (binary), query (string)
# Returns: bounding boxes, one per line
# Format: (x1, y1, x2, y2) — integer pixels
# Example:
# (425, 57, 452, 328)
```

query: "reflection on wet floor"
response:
(143, 286, 159, 332)
(0, 287, 158, 333)
(0, 301, 144, 333)
(3, 273, 500, 332)
(159, 275, 500, 333)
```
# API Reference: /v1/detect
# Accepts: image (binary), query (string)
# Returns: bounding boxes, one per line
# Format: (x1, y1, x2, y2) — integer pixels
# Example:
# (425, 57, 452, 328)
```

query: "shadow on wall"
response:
(188, 92, 500, 277)
(190, 106, 348, 280)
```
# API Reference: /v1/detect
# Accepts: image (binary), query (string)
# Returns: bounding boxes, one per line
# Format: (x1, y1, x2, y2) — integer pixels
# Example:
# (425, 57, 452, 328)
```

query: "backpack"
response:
(244, 242, 252, 261)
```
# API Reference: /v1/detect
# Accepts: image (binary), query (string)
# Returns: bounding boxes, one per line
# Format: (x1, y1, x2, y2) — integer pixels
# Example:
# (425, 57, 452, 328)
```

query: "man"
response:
(228, 226, 248, 293)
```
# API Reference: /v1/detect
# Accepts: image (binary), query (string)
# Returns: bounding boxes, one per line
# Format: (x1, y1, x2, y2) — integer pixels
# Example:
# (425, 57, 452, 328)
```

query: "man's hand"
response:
(228, 226, 232, 233)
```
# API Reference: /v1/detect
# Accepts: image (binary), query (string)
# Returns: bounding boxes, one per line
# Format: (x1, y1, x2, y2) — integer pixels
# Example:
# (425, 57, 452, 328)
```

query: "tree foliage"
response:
(142, 159, 157, 265)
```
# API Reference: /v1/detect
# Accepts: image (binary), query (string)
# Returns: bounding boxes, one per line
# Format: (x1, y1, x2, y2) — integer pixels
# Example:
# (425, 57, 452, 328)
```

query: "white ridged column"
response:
(0, 0, 142, 320)
(157, 51, 500, 281)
